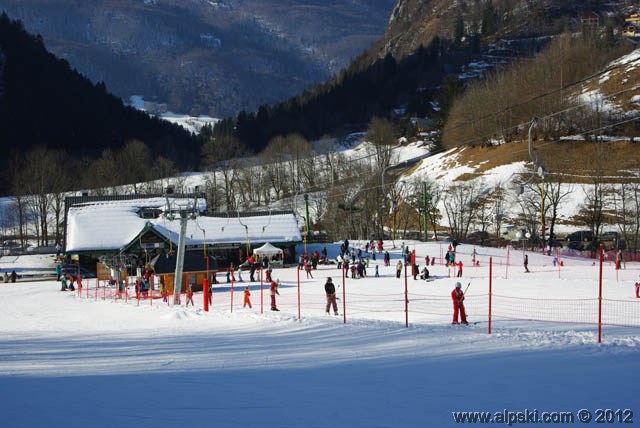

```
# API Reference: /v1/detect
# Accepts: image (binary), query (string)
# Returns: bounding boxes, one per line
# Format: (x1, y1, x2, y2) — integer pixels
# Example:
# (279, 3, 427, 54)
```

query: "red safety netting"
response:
(72, 265, 640, 336)
(75, 278, 176, 306)
(601, 298, 640, 328)
(490, 294, 598, 325)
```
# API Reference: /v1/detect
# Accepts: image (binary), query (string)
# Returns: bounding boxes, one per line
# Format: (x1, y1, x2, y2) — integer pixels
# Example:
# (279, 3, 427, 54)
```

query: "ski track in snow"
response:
(0, 242, 639, 427)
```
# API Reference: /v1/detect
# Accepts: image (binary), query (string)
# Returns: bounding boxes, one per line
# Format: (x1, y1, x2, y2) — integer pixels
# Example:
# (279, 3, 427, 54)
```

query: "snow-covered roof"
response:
(65, 197, 301, 253)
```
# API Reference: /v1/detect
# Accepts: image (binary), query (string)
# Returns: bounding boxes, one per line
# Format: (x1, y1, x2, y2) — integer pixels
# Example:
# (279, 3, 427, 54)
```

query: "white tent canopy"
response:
(253, 242, 283, 256)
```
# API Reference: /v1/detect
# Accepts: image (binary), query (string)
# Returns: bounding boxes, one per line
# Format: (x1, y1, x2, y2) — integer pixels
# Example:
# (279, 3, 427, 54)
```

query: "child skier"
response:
(324, 277, 338, 316)
(396, 260, 403, 278)
(305, 260, 313, 278)
(186, 284, 194, 306)
(270, 280, 280, 311)
(243, 286, 252, 308)
(451, 282, 468, 325)
(420, 266, 429, 280)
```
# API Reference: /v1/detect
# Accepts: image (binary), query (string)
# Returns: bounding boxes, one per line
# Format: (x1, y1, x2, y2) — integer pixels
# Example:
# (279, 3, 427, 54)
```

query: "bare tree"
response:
(316, 137, 342, 188)
(491, 182, 508, 238)
(203, 172, 223, 212)
(234, 160, 263, 210)
(366, 117, 398, 169)
(473, 189, 494, 236)
(442, 181, 482, 241)
(282, 133, 312, 192)
(202, 134, 245, 210)
(544, 177, 575, 245)
(6, 151, 29, 247)
(13, 147, 71, 246)
(84, 149, 120, 195)
(261, 136, 291, 200)
(574, 142, 612, 246)
(398, 178, 423, 238)
(611, 182, 640, 251)
(513, 187, 540, 242)
(576, 181, 611, 245)
(118, 139, 152, 193)
(149, 156, 178, 193)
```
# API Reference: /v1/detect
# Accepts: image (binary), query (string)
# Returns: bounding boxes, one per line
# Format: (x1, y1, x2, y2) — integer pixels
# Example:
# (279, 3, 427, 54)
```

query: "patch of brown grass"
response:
(453, 140, 640, 183)
(584, 56, 640, 113)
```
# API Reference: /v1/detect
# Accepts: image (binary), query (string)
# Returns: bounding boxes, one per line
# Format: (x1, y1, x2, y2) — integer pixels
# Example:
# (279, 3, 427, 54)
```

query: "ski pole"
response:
(463, 281, 471, 295)
(462, 281, 471, 318)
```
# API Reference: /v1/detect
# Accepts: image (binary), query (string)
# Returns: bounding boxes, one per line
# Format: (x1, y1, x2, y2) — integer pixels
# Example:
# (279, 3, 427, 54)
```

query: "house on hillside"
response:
(623, 22, 640, 38)
(410, 117, 437, 138)
(63, 194, 302, 290)
(580, 11, 600, 27)
(626, 13, 640, 25)
(623, 13, 640, 39)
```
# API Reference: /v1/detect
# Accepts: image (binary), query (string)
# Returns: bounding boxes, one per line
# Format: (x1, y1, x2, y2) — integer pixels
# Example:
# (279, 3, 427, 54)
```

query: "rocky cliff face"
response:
(368, 0, 626, 62)
(0, 0, 394, 116)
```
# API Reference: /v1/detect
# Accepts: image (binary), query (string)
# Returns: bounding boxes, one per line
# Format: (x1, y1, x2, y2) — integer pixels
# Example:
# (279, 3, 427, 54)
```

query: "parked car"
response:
(402, 231, 423, 240)
(566, 230, 593, 243)
(601, 231, 619, 241)
(465, 231, 490, 245)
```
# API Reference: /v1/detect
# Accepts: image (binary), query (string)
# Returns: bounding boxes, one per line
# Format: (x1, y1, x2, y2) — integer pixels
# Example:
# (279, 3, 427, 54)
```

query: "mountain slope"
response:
(365, 0, 626, 63)
(0, 0, 395, 117)
(0, 13, 198, 193)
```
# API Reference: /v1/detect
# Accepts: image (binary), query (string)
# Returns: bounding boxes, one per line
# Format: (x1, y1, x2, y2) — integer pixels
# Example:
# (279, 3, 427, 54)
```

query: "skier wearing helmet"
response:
(451, 282, 469, 325)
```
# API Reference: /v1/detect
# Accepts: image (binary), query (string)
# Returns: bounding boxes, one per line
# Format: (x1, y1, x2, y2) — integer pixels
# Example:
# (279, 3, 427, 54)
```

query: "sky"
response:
(0, 240, 638, 428)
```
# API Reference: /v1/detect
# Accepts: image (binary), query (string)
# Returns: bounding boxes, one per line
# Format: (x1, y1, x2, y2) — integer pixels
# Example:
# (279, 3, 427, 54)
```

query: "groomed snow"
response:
(1, 241, 638, 427)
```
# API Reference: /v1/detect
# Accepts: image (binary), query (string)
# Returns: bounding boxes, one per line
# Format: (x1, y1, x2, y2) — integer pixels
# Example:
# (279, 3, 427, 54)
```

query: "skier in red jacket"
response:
(451, 282, 468, 325)
(243, 286, 252, 308)
(270, 280, 280, 311)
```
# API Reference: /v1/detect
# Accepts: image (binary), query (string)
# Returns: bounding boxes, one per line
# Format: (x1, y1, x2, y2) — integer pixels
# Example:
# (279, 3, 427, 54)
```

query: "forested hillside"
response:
(366, 0, 629, 62)
(443, 35, 634, 148)
(0, 0, 395, 116)
(225, 39, 474, 153)
(214, 0, 638, 154)
(0, 13, 198, 195)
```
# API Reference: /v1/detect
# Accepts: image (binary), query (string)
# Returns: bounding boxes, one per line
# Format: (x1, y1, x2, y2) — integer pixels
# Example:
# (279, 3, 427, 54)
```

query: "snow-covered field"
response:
(1, 241, 639, 428)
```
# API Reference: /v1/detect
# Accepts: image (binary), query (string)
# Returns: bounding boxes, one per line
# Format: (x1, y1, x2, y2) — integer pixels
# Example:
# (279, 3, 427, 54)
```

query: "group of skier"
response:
(59, 272, 82, 292)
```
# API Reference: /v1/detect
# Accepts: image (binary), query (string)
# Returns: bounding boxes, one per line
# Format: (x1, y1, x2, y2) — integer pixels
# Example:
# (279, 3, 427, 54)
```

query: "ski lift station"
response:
(63, 194, 302, 291)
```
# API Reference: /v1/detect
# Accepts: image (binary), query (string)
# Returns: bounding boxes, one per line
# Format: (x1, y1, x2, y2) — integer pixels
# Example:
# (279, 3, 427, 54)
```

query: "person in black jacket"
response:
(324, 277, 338, 315)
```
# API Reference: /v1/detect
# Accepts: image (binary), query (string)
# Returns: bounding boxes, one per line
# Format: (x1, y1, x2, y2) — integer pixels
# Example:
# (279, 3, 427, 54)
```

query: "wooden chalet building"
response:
(63, 194, 302, 291)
